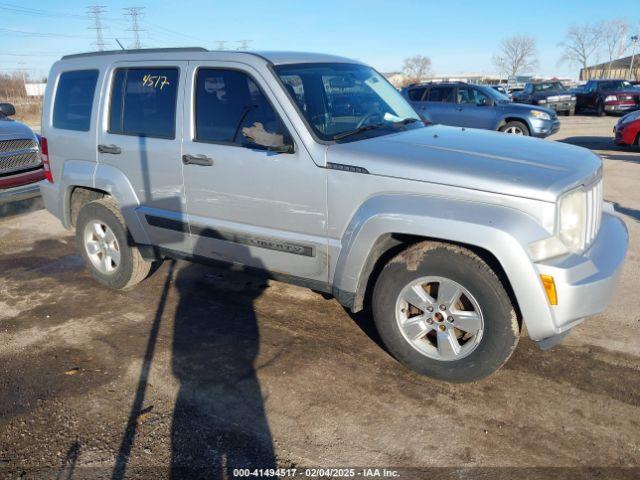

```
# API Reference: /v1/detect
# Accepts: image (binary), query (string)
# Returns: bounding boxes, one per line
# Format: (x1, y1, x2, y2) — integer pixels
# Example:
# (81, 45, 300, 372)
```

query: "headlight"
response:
(530, 110, 551, 121)
(571, 96, 576, 101)
(537, 99, 547, 104)
(558, 188, 587, 252)
(605, 95, 618, 102)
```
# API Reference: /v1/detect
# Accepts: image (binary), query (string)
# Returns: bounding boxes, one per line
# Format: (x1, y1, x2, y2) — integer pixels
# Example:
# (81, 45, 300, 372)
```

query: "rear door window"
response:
(53, 70, 99, 131)
(427, 86, 455, 103)
(109, 67, 179, 139)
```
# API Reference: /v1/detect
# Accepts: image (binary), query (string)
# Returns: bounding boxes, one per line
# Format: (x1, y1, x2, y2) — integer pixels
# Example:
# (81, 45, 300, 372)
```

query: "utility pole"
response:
(629, 35, 639, 81)
(87, 5, 107, 51)
(124, 7, 145, 50)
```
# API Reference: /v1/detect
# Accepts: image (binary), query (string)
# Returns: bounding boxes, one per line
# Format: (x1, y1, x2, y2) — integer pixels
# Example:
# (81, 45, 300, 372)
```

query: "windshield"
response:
(275, 63, 423, 141)
(599, 81, 632, 91)
(478, 85, 509, 102)
(534, 82, 565, 92)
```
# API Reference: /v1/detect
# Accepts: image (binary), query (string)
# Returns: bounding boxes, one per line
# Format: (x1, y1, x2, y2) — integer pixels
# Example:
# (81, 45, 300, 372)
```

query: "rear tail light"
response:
(41, 136, 53, 183)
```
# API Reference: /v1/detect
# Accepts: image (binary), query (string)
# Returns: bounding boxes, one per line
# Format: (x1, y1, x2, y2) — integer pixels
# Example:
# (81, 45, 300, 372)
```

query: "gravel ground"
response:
(0, 115, 638, 480)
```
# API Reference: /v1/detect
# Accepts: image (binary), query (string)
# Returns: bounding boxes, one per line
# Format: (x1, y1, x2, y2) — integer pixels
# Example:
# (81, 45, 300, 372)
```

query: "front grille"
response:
(583, 179, 603, 249)
(0, 138, 41, 175)
(0, 138, 37, 153)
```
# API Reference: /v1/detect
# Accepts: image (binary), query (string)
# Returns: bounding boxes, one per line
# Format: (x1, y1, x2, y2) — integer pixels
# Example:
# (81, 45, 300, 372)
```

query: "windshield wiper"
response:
(333, 123, 386, 141)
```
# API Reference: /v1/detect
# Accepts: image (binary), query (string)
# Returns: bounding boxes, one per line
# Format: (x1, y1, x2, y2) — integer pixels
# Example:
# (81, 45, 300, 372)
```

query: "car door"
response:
(97, 61, 192, 253)
(453, 86, 496, 129)
(422, 85, 457, 125)
(181, 61, 328, 282)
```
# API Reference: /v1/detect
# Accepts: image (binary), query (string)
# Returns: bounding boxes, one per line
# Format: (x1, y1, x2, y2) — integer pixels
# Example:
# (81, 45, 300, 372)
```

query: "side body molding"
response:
(331, 194, 556, 341)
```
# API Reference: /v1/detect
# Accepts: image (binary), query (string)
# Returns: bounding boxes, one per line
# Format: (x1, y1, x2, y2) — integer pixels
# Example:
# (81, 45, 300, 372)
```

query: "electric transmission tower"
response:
(216, 40, 227, 50)
(124, 7, 145, 49)
(237, 40, 252, 50)
(87, 5, 107, 51)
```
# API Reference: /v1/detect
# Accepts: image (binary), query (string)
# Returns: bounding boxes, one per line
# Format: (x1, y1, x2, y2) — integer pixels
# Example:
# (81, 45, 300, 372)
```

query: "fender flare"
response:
(331, 194, 557, 340)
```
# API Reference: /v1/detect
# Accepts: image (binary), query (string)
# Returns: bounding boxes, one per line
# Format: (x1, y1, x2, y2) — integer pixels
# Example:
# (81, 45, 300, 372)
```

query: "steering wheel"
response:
(356, 109, 383, 129)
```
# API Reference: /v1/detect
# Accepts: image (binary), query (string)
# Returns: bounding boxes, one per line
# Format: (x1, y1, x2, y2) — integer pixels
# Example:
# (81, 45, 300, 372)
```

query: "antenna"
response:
(87, 5, 107, 51)
(116, 39, 125, 50)
(124, 7, 145, 49)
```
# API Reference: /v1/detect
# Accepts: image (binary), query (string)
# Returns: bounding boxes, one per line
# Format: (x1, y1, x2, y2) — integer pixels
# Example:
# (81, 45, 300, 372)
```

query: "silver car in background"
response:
(39, 49, 627, 382)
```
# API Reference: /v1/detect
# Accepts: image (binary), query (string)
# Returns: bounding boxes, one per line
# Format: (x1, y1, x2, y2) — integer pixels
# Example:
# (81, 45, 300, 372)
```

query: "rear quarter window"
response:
(52, 70, 99, 131)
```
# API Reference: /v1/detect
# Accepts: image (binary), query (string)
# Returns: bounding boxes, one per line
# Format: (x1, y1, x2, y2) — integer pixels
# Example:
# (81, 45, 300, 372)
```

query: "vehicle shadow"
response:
(0, 195, 43, 218)
(612, 202, 640, 222)
(558, 136, 619, 149)
(170, 233, 276, 478)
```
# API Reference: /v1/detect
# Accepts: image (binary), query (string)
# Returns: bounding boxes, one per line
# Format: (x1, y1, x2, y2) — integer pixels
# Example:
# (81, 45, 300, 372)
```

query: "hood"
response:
(0, 117, 37, 141)
(326, 125, 601, 202)
(499, 102, 555, 116)
(601, 89, 640, 97)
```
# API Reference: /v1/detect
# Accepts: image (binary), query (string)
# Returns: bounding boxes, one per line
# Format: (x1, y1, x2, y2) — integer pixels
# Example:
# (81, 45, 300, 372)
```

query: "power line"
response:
(87, 5, 107, 51)
(124, 7, 145, 49)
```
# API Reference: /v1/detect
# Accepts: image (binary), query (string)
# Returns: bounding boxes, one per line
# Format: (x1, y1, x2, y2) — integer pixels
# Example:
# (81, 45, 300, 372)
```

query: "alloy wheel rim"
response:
(505, 126, 524, 134)
(84, 220, 121, 275)
(395, 276, 484, 361)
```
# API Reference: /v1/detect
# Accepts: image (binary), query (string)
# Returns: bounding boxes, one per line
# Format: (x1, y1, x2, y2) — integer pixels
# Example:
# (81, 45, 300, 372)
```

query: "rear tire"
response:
(76, 198, 152, 290)
(372, 241, 520, 383)
(499, 120, 530, 136)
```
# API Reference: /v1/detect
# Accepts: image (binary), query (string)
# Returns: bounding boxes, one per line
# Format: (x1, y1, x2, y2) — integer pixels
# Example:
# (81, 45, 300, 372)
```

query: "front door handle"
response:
(98, 144, 121, 154)
(182, 154, 214, 166)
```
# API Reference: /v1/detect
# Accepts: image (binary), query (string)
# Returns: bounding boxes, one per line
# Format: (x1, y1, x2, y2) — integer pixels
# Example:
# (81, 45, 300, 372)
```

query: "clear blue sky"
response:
(1, 0, 638, 80)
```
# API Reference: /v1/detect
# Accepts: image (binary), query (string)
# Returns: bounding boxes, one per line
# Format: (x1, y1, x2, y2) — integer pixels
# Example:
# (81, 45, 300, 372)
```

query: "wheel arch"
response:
(496, 116, 532, 134)
(331, 194, 557, 340)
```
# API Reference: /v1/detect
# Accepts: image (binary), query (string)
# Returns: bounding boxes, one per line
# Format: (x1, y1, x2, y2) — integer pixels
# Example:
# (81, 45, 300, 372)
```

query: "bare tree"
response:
(601, 19, 629, 77)
(559, 23, 603, 79)
(402, 55, 432, 84)
(492, 35, 539, 77)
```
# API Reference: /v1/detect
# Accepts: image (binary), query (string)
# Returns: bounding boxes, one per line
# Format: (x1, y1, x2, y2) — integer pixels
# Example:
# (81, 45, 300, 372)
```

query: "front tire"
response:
(372, 242, 520, 383)
(596, 100, 605, 117)
(499, 120, 530, 136)
(76, 198, 152, 290)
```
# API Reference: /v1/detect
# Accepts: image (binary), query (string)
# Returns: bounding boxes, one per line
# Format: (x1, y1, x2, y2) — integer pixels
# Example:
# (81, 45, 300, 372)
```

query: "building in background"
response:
(580, 55, 640, 81)
(24, 83, 46, 97)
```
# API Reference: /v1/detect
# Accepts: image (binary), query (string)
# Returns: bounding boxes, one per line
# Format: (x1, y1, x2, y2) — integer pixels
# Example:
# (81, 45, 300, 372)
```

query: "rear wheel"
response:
(76, 198, 152, 290)
(499, 120, 530, 136)
(372, 241, 520, 383)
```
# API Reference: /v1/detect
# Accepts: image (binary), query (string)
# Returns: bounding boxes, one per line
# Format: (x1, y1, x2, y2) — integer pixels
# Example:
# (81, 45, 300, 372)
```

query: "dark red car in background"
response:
(575, 79, 640, 116)
(613, 110, 640, 148)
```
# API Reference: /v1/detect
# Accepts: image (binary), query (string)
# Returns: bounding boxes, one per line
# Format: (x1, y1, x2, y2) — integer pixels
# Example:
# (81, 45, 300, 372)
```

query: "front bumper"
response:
(530, 117, 560, 138)
(0, 170, 44, 205)
(533, 208, 628, 347)
(539, 100, 575, 113)
(605, 102, 638, 113)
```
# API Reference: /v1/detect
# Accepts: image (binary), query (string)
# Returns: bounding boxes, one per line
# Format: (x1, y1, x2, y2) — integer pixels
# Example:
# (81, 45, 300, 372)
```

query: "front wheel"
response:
(372, 242, 520, 383)
(76, 198, 152, 290)
(499, 120, 530, 136)
(596, 101, 605, 117)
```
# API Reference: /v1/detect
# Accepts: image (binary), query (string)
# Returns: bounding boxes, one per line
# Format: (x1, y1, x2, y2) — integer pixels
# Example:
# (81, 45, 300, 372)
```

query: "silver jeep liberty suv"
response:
(39, 49, 628, 382)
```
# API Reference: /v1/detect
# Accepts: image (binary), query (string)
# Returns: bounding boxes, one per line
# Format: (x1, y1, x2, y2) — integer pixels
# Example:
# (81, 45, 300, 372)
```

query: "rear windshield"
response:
(53, 70, 99, 131)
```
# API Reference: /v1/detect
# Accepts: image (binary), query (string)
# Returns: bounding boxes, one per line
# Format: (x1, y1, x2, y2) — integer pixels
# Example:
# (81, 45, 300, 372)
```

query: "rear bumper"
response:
(39, 179, 65, 224)
(532, 208, 628, 346)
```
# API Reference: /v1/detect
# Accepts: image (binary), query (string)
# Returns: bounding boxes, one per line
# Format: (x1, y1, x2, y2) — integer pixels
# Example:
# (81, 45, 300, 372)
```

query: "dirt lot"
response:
(1, 115, 639, 479)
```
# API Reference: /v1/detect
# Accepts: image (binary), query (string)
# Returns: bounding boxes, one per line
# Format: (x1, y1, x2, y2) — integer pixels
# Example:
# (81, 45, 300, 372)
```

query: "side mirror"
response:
(242, 122, 294, 154)
(0, 103, 16, 117)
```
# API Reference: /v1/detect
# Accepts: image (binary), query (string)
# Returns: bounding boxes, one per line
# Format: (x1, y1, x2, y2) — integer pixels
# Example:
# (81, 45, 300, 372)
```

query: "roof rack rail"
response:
(61, 47, 208, 60)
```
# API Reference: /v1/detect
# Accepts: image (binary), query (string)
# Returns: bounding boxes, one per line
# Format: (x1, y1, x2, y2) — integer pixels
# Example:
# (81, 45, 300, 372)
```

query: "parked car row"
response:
(402, 82, 559, 137)
(0, 102, 44, 205)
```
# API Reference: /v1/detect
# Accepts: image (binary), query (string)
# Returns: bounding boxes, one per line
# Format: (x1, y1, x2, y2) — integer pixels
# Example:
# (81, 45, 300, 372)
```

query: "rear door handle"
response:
(182, 154, 213, 166)
(98, 144, 121, 154)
